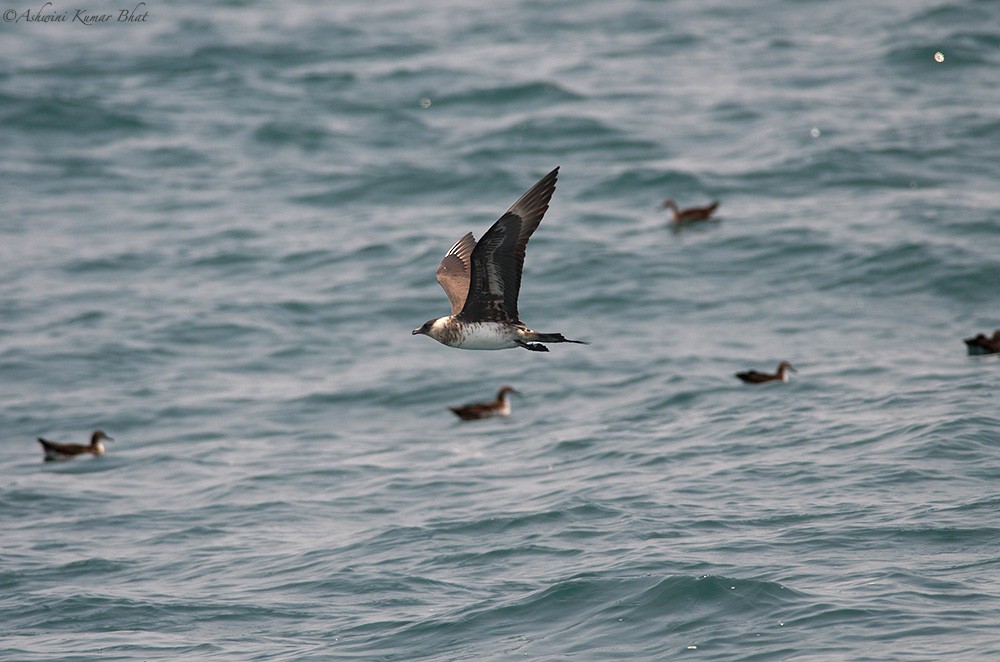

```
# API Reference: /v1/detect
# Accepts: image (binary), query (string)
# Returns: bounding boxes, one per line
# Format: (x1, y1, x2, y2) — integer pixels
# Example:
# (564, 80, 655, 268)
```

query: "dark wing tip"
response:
(506, 167, 560, 223)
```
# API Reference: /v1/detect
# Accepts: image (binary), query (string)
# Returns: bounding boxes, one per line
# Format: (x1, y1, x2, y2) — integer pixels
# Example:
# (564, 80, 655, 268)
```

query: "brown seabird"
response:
(661, 199, 720, 225)
(449, 386, 520, 421)
(37, 430, 114, 462)
(964, 329, 1000, 355)
(735, 361, 797, 384)
(412, 167, 587, 352)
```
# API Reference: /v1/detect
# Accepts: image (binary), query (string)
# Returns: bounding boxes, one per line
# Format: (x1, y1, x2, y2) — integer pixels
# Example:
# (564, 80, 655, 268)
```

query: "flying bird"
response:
(661, 199, 720, 225)
(413, 167, 587, 352)
(735, 361, 797, 384)
(37, 430, 114, 462)
(449, 386, 520, 421)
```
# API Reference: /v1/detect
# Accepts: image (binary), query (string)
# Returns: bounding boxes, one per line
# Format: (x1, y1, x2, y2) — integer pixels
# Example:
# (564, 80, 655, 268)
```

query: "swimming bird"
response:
(449, 386, 520, 420)
(735, 361, 797, 384)
(661, 199, 720, 225)
(37, 430, 114, 462)
(413, 167, 587, 352)
(964, 329, 1000, 355)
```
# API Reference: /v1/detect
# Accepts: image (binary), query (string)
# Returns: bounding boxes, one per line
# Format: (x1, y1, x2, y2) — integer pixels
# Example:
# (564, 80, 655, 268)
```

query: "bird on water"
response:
(37, 430, 114, 462)
(661, 199, 720, 225)
(735, 361, 797, 384)
(449, 386, 520, 421)
(413, 167, 587, 352)
(964, 329, 1000, 355)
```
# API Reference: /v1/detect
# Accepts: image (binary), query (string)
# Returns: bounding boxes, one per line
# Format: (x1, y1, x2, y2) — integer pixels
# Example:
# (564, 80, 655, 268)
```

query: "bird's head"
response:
(412, 319, 436, 337)
(497, 386, 521, 399)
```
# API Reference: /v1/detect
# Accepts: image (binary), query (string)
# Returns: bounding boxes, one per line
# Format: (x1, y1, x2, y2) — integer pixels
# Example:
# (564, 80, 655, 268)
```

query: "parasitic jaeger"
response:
(661, 199, 720, 225)
(413, 167, 587, 352)
(449, 386, 520, 421)
(735, 361, 797, 384)
(37, 430, 114, 462)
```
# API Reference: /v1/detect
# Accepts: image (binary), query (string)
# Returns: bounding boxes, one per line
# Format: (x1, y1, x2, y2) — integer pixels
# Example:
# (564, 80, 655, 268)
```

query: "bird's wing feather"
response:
(459, 167, 559, 323)
(37, 438, 87, 455)
(435, 232, 476, 315)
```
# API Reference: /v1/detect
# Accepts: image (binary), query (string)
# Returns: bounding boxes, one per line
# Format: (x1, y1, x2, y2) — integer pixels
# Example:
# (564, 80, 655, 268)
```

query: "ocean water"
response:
(2, 0, 1000, 659)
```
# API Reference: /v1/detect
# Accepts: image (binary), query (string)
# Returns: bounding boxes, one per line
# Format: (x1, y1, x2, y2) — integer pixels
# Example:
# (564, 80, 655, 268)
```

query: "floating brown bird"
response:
(412, 167, 587, 352)
(735, 361, 797, 384)
(449, 386, 520, 421)
(661, 199, 720, 225)
(964, 329, 1000, 355)
(37, 430, 114, 462)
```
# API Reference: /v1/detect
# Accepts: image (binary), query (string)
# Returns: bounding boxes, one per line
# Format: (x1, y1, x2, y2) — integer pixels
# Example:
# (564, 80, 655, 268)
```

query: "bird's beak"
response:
(412, 328, 421, 335)
(789, 366, 798, 374)
(106, 436, 116, 442)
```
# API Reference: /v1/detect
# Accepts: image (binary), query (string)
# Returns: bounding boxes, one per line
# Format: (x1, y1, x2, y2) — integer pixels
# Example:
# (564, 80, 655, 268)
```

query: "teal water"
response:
(3, 1, 1000, 659)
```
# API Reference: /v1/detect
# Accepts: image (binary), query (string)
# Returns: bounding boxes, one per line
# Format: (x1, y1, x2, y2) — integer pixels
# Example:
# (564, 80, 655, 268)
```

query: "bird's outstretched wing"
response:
(435, 232, 476, 315)
(459, 167, 559, 323)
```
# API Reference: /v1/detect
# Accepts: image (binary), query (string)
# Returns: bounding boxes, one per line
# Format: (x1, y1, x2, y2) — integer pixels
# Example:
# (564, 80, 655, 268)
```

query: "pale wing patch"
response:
(486, 262, 506, 298)
(470, 219, 517, 320)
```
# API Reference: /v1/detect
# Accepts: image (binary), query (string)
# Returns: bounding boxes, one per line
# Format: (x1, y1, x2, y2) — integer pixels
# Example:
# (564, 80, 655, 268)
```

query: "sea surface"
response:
(2, 0, 999, 659)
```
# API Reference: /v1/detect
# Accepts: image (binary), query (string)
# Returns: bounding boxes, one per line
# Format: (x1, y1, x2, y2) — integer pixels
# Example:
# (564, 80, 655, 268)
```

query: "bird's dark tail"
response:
(525, 332, 589, 345)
